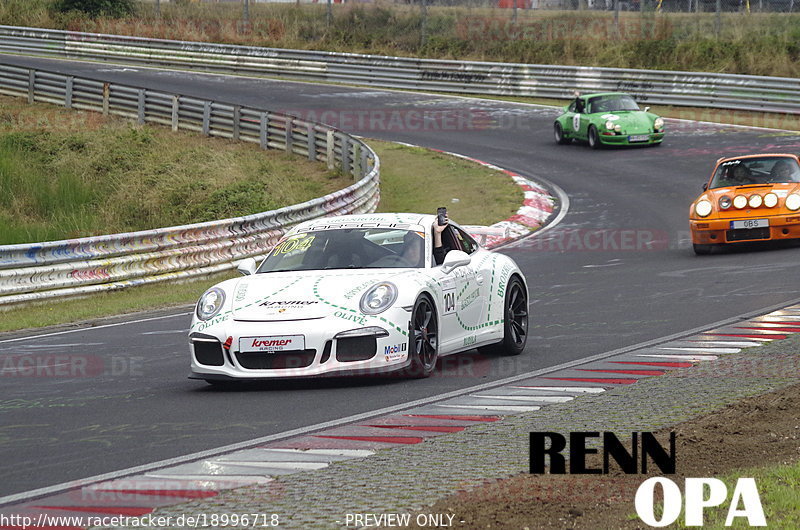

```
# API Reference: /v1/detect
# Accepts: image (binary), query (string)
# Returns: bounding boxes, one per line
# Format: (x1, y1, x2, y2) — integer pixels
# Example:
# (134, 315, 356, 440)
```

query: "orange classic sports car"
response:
(690, 154, 800, 255)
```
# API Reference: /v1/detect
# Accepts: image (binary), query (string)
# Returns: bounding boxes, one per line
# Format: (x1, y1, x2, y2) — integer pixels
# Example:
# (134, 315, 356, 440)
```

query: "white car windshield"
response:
(257, 228, 426, 273)
(709, 157, 800, 188)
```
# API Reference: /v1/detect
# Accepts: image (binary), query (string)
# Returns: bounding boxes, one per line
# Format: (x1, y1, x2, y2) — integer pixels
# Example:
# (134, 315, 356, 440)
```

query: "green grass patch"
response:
(369, 139, 521, 226)
(0, 95, 349, 244)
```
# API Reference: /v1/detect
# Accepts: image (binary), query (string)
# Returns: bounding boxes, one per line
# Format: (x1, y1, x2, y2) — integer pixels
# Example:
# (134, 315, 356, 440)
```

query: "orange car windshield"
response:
(709, 157, 800, 189)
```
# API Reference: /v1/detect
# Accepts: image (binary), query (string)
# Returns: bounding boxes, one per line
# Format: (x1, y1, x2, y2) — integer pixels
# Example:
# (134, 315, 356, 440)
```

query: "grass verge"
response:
(672, 460, 800, 529)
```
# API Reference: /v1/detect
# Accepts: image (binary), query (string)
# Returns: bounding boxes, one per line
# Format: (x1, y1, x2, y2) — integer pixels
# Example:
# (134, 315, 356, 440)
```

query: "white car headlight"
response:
(654, 117, 664, 130)
(197, 287, 226, 321)
(359, 282, 398, 315)
(605, 120, 615, 130)
(733, 195, 748, 209)
(786, 193, 800, 211)
(764, 193, 778, 208)
(748, 194, 763, 208)
(695, 200, 713, 218)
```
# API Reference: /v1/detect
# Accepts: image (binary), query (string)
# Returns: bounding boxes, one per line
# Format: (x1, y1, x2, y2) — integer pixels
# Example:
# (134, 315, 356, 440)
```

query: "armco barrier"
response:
(0, 25, 797, 114)
(0, 63, 380, 307)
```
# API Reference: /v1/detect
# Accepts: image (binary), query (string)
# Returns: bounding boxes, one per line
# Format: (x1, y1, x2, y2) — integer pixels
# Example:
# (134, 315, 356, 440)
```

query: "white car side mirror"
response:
(441, 250, 471, 274)
(236, 257, 257, 276)
(644, 106, 650, 113)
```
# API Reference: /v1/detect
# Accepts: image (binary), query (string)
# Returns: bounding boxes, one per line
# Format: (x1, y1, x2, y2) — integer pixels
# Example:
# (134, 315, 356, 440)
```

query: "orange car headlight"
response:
(787, 194, 800, 211)
(719, 196, 732, 210)
(695, 200, 713, 218)
(764, 193, 778, 208)
(733, 195, 748, 209)
(748, 194, 763, 208)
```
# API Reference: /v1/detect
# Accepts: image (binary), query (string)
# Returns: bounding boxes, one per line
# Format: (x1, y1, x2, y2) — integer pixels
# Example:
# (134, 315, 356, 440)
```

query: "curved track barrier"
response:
(0, 63, 380, 306)
(0, 25, 797, 114)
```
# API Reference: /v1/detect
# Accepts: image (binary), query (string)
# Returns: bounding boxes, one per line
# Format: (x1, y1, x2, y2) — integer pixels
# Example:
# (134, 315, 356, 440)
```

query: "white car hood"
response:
(231, 270, 415, 322)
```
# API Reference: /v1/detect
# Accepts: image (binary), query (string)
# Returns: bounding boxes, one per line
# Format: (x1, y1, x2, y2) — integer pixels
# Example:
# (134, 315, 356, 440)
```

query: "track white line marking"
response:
(637, 354, 718, 361)
(510, 386, 605, 393)
(213, 461, 329, 471)
(684, 341, 762, 347)
(659, 347, 741, 354)
(436, 404, 541, 412)
(469, 394, 574, 403)
(143, 474, 271, 483)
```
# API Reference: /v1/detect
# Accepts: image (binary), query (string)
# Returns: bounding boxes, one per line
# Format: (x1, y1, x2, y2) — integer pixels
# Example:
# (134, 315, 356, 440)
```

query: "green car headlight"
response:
(654, 117, 664, 130)
(197, 287, 226, 321)
(605, 120, 615, 130)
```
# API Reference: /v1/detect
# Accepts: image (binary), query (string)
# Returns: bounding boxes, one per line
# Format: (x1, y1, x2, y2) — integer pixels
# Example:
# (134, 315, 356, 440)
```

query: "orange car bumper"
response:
(690, 216, 800, 244)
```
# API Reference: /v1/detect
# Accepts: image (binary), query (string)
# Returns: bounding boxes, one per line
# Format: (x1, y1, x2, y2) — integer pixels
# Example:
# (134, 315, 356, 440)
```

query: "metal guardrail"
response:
(0, 63, 380, 306)
(0, 25, 797, 114)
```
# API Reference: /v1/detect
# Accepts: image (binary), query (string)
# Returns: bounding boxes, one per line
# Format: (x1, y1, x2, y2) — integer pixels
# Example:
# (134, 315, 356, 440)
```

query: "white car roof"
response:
(294, 213, 435, 232)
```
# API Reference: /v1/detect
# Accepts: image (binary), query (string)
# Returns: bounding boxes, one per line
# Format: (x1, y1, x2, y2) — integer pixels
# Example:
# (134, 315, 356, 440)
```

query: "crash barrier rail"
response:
(0, 63, 380, 306)
(0, 25, 797, 114)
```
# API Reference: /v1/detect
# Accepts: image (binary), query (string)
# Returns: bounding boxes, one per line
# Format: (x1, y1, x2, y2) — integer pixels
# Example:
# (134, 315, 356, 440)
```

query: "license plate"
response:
(239, 335, 305, 352)
(628, 134, 650, 142)
(731, 219, 769, 229)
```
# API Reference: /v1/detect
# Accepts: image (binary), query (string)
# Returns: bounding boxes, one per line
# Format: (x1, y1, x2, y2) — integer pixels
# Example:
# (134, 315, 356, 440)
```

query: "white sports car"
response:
(189, 213, 528, 383)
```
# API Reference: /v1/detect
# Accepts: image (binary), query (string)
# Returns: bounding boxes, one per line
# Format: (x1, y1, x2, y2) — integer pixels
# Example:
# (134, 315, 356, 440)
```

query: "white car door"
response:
(433, 226, 487, 353)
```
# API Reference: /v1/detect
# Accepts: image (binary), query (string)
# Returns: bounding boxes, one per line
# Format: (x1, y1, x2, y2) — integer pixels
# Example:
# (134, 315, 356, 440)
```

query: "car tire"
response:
(554, 122, 570, 145)
(406, 294, 439, 378)
(588, 125, 600, 149)
(693, 243, 715, 255)
(478, 276, 528, 356)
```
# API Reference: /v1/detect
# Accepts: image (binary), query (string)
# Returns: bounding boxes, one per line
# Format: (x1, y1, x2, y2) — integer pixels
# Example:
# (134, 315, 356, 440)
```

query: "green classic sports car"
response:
(554, 93, 665, 149)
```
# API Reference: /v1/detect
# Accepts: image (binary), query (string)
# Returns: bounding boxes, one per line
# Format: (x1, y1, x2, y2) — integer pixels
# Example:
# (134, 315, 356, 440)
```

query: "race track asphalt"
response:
(2, 55, 800, 497)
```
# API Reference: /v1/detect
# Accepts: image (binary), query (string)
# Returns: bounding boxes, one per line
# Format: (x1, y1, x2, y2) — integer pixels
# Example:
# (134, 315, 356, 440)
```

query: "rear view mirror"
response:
(441, 250, 471, 274)
(644, 106, 651, 113)
(237, 257, 257, 276)
(703, 183, 709, 191)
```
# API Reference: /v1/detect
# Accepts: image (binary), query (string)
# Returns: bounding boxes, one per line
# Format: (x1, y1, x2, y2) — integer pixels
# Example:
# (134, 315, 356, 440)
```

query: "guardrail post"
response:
(341, 135, 351, 176)
(260, 111, 269, 149)
(233, 106, 241, 141)
(285, 117, 293, 153)
(202, 101, 211, 136)
(361, 145, 369, 174)
(307, 125, 316, 161)
(137, 89, 146, 125)
(326, 130, 335, 170)
(27, 70, 35, 104)
(353, 143, 361, 178)
(102, 83, 110, 116)
(65, 77, 73, 109)
(171, 95, 179, 132)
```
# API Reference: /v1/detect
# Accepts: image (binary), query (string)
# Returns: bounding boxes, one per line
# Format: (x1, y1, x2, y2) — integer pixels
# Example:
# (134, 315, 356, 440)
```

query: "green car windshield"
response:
(587, 95, 640, 114)
(709, 156, 800, 189)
